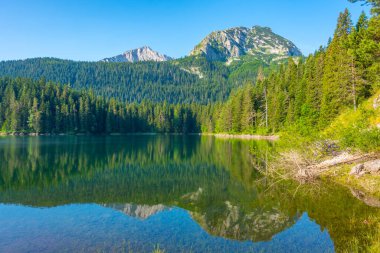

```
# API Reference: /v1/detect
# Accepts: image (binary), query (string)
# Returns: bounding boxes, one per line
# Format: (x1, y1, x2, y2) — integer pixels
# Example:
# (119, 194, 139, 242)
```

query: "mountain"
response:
(0, 27, 294, 104)
(102, 46, 173, 63)
(190, 26, 302, 63)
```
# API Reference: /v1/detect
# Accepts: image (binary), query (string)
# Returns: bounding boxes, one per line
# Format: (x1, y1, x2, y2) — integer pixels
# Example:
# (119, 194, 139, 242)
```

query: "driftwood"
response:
(280, 151, 375, 181)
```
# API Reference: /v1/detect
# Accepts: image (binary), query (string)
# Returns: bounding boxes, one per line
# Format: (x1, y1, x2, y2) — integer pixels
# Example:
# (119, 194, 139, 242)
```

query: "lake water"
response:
(0, 136, 378, 253)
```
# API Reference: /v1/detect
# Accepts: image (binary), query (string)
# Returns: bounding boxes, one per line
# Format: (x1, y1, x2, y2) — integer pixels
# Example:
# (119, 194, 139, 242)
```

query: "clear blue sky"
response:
(0, 0, 370, 61)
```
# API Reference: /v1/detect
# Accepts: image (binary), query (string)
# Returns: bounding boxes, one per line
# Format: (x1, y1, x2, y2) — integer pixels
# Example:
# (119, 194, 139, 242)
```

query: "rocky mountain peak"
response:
(102, 46, 173, 63)
(190, 26, 302, 63)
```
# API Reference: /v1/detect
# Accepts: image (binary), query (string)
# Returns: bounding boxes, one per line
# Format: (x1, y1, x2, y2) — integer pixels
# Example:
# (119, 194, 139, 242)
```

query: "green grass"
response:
(323, 91, 380, 152)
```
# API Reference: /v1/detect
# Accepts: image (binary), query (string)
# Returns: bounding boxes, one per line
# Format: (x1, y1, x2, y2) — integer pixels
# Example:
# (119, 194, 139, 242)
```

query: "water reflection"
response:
(0, 136, 378, 252)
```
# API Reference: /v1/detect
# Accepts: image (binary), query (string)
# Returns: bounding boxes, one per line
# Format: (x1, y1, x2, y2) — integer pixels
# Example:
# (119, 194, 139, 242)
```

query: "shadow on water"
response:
(0, 135, 378, 252)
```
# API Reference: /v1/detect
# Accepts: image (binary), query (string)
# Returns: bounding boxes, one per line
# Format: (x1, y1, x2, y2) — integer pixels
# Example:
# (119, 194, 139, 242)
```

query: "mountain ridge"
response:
(190, 26, 302, 63)
(102, 46, 173, 63)
(100, 25, 301, 64)
(0, 25, 303, 104)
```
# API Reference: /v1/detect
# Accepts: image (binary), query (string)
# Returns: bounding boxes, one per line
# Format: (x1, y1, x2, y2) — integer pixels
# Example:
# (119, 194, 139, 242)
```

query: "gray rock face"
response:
(350, 159, 380, 176)
(190, 26, 302, 62)
(363, 159, 380, 173)
(350, 164, 365, 176)
(102, 46, 173, 63)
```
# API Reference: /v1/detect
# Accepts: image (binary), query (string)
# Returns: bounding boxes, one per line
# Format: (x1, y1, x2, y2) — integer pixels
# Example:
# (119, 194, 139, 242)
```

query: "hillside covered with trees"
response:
(212, 3, 380, 138)
(0, 56, 272, 104)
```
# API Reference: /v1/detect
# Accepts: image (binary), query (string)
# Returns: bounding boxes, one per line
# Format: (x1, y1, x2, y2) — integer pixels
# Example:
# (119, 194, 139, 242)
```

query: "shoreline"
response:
(320, 157, 380, 201)
(276, 148, 380, 203)
(0, 132, 280, 140)
(199, 133, 279, 141)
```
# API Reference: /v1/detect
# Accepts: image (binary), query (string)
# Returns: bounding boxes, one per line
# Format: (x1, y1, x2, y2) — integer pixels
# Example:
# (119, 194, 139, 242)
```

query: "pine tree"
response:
(28, 98, 41, 133)
(320, 9, 354, 127)
(241, 85, 255, 133)
(231, 89, 243, 133)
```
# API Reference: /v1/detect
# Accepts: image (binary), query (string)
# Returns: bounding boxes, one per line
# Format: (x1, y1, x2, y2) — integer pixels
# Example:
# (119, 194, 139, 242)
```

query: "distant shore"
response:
(0, 132, 280, 140)
(197, 133, 279, 141)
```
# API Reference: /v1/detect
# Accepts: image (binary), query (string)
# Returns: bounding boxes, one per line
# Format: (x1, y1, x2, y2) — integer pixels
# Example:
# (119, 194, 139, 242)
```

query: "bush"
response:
(340, 126, 380, 152)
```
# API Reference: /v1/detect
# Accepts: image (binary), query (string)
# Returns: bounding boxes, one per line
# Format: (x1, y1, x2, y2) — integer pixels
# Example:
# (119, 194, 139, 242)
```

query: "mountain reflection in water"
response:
(0, 135, 378, 252)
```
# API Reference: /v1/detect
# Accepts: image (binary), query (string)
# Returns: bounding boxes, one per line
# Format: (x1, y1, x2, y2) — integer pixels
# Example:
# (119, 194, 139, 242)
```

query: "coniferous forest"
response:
(0, 77, 209, 134)
(0, 0, 379, 140)
(0, 57, 234, 104)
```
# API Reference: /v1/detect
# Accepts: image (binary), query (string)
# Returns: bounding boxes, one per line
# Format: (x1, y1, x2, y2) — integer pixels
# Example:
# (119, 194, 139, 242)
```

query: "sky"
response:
(0, 0, 371, 61)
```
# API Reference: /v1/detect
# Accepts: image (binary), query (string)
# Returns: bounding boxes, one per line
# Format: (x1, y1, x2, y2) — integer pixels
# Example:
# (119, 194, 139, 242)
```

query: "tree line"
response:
(0, 77, 216, 134)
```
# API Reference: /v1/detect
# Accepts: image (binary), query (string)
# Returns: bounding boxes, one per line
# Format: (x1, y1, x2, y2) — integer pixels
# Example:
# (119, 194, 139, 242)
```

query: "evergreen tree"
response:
(241, 85, 255, 133)
(28, 98, 41, 133)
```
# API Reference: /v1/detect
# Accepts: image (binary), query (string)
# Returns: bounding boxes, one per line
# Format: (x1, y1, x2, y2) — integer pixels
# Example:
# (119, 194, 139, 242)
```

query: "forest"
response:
(0, 77, 211, 134)
(0, 0, 379, 142)
(0, 56, 257, 104)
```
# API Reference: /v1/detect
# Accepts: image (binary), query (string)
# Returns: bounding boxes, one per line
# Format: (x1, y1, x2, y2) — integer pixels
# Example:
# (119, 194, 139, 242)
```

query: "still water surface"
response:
(0, 136, 378, 252)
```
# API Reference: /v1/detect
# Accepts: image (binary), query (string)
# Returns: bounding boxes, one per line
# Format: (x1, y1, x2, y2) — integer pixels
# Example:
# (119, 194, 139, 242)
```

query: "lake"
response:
(0, 135, 378, 252)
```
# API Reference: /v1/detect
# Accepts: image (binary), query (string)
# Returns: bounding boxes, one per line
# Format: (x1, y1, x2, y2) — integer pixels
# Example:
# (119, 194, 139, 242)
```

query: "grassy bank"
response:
(271, 134, 380, 203)
(321, 163, 380, 200)
(267, 92, 380, 202)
